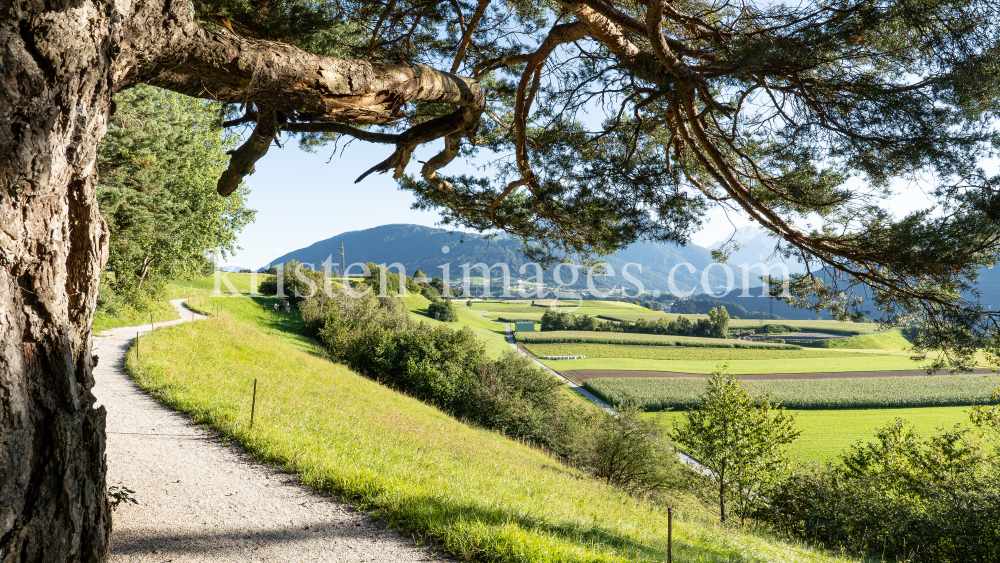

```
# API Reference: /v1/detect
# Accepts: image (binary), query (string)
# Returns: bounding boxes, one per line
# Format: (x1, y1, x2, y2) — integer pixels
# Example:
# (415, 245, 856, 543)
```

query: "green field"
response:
(515, 330, 801, 349)
(541, 353, 926, 374)
(586, 373, 1000, 410)
(524, 344, 883, 362)
(728, 318, 878, 335)
(404, 294, 511, 358)
(524, 299, 650, 311)
(647, 407, 975, 464)
(489, 313, 545, 322)
(476, 305, 538, 312)
(801, 329, 912, 349)
(126, 296, 855, 563)
(597, 313, 672, 322)
(165, 271, 264, 298)
(187, 295, 321, 355)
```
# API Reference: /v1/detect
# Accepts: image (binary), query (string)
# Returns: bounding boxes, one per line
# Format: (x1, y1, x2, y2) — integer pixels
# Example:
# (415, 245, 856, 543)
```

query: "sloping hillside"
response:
(128, 295, 858, 563)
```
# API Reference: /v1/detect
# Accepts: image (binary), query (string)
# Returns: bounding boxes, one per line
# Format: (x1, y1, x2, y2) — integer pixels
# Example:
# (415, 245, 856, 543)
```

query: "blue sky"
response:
(224, 139, 942, 269)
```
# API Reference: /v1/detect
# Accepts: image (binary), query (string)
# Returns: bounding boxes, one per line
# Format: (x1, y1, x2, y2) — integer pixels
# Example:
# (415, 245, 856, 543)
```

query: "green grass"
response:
(585, 373, 1000, 411)
(597, 313, 671, 322)
(126, 306, 857, 563)
(474, 304, 538, 312)
(94, 273, 263, 333)
(164, 272, 264, 298)
(524, 299, 648, 310)
(801, 328, 912, 350)
(646, 407, 975, 464)
(186, 295, 323, 355)
(524, 344, 886, 362)
(488, 313, 545, 322)
(403, 294, 511, 359)
(93, 299, 179, 333)
(515, 331, 801, 349)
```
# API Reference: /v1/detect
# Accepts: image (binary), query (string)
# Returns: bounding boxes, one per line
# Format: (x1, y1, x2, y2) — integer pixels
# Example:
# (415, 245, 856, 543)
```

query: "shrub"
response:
(761, 418, 1000, 562)
(587, 404, 682, 495)
(428, 298, 458, 321)
(757, 323, 798, 334)
(258, 260, 325, 301)
(301, 292, 684, 493)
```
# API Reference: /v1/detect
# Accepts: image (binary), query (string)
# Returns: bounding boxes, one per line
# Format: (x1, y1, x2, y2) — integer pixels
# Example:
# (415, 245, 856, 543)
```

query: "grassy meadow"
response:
(125, 296, 858, 563)
(403, 293, 511, 359)
(647, 407, 976, 464)
(728, 318, 879, 335)
(800, 328, 912, 349)
(93, 298, 180, 332)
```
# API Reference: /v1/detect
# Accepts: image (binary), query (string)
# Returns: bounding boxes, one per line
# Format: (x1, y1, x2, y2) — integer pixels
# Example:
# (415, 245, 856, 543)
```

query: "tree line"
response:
(541, 306, 731, 339)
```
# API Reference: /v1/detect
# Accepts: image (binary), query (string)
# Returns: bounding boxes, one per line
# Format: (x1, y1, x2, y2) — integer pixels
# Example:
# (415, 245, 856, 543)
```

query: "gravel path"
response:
(91, 299, 447, 563)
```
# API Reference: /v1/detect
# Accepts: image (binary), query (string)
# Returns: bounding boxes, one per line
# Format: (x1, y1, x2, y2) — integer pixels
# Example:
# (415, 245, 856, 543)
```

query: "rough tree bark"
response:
(0, 3, 114, 560)
(0, 0, 483, 560)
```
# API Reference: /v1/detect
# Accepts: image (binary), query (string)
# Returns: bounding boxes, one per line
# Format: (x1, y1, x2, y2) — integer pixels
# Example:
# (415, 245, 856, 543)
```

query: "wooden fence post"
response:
(667, 506, 673, 563)
(250, 378, 258, 429)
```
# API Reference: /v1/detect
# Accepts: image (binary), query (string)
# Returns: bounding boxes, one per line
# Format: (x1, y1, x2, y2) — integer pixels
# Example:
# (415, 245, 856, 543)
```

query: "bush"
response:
(757, 323, 797, 334)
(428, 298, 458, 321)
(419, 285, 439, 300)
(587, 404, 683, 496)
(257, 260, 325, 301)
(761, 418, 1000, 562)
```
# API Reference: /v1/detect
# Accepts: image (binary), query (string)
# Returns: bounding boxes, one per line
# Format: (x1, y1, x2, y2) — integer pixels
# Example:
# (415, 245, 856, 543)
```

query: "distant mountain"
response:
(263, 224, 771, 295)
(263, 223, 1000, 316)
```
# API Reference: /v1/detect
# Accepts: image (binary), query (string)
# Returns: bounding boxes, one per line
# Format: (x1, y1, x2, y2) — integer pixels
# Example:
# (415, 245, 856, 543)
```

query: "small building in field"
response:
(514, 321, 535, 332)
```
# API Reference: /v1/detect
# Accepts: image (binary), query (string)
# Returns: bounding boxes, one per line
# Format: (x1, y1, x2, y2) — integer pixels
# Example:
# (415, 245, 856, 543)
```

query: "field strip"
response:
(93, 299, 448, 563)
(560, 368, 996, 383)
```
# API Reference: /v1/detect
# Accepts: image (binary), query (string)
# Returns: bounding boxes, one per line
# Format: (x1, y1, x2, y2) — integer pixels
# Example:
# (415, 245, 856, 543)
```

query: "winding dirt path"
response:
(92, 299, 447, 563)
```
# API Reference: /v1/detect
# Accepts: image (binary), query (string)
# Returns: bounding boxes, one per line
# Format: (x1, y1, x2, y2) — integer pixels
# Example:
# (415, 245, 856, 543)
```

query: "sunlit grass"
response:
(515, 331, 800, 348)
(801, 329, 912, 350)
(646, 407, 975, 464)
(93, 299, 179, 333)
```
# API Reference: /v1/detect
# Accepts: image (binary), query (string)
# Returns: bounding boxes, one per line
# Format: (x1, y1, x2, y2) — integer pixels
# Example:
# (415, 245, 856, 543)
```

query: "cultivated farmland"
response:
(585, 373, 1000, 410)
(523, 343, 877, 361)
(540, 353, 927, 374)
(514, 330, 801, 348)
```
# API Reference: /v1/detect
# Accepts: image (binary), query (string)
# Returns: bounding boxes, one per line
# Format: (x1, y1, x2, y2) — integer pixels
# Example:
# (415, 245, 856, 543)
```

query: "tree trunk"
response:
(1, 0, 484, 557)
(719, 469, 726, 524)
(0, 5, 113, 561)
